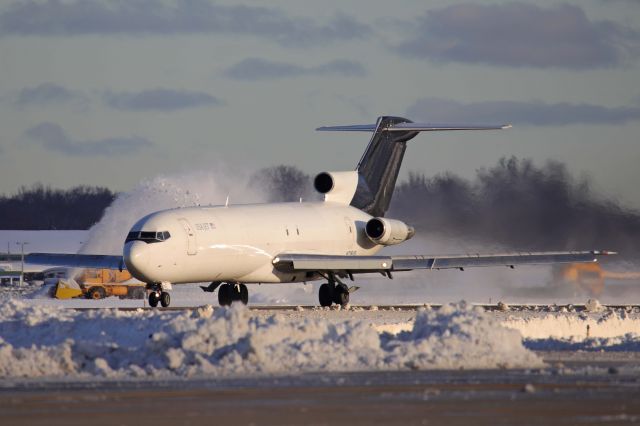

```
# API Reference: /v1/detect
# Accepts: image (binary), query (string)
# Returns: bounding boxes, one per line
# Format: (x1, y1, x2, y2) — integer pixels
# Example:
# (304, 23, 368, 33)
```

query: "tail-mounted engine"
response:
(365, 217, 415, 246)
(314, 171, 359, 204)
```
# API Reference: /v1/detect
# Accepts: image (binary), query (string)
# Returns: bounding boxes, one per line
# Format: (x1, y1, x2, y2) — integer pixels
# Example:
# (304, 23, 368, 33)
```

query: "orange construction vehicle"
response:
(553, 263, 640, 297)
(50, 267, 146, 300)
(78, 269, 146, 300)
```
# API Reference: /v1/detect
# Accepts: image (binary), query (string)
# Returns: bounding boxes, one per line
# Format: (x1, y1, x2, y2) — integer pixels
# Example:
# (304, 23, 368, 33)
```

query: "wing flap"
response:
(26, 253, 127, 271)
(273, 251, 612, 274)
(273, 254, 392, 273)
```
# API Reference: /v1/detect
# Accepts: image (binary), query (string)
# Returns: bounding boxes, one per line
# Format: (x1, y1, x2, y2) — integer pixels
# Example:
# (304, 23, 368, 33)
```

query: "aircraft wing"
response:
(26, 253, 127, 271)
(272, 251, 614, 275)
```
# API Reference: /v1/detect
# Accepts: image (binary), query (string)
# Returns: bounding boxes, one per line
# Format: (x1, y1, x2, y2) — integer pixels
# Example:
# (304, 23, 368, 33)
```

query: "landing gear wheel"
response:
(218, 283, 232, 306)
(149, 291, 159, 307)
(334, 283, 350, 307)
(239, 284, 249, 305)
(318, 283, 332, 307)
(87, 286, 106, 300)
(160, 291, 171, 308)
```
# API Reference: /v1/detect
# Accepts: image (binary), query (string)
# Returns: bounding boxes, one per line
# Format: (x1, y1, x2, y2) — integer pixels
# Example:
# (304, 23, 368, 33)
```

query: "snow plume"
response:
(391, 157, 640, 263)
(81, 167, 266, 255)
(0, 301, 541, 379)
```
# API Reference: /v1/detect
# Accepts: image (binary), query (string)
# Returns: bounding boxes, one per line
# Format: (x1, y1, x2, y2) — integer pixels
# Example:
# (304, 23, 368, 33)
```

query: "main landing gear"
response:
(218, 283, 249, 306)
(318, 274, 350, 308)
(147, 283, 171, 308)
(200, 282, 249, 306)
(199, 282, 249, 307)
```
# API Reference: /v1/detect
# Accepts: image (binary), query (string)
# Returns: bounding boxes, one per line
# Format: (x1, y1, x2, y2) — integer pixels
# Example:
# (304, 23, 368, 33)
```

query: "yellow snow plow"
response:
(52, 268, 146, 300)
(55, 279, 84, 299)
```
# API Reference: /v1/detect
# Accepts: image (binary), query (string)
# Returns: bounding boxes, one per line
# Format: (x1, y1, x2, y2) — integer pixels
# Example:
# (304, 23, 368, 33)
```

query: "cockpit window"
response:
(125, 231, 171, 244)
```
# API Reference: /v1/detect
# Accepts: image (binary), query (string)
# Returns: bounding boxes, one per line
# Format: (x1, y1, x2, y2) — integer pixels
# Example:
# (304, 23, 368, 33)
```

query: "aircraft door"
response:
(178, 218, 198, 255)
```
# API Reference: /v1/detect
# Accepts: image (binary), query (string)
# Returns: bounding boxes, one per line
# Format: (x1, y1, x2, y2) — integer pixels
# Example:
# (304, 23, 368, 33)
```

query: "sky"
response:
(0, 0, 639, 208)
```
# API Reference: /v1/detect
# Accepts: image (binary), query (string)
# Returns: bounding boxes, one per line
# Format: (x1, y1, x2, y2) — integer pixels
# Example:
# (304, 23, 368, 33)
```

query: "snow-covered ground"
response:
(2, 287, 640, 381)
(0, 299, 543, 379)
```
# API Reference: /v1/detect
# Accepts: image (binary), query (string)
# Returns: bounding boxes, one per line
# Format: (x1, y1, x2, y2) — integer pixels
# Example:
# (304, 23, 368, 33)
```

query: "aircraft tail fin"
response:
(317, 116, 509, 217)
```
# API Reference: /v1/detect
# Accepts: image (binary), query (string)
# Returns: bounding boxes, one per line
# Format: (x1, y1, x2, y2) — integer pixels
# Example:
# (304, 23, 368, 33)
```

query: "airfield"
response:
(1, 280, 640, 425)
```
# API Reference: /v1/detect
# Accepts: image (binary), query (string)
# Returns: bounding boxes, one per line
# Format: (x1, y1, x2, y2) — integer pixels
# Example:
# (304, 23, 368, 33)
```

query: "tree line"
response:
(0, 184, 116, 230)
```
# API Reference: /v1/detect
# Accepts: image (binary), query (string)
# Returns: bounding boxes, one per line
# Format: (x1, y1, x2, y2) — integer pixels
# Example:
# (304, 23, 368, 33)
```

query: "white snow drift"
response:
(0, 300, 541, 379)
(501, 310, 640, 340)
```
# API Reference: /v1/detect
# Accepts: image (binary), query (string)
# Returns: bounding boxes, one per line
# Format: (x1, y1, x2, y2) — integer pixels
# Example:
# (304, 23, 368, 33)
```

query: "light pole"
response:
(16, 242, 29, 286)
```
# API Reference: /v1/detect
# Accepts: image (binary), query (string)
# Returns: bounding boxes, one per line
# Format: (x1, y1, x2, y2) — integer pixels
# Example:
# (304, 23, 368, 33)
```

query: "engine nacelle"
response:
(365, 217, 415, 246)
(314, 171, 358, 204)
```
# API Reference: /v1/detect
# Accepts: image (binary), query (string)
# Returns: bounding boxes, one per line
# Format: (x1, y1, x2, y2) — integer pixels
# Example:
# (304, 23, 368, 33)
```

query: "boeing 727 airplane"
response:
(27, 116, 613, 307)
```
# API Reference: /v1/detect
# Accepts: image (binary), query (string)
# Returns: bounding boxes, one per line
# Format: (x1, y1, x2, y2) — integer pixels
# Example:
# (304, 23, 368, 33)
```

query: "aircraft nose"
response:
(124, 241, 151, 280)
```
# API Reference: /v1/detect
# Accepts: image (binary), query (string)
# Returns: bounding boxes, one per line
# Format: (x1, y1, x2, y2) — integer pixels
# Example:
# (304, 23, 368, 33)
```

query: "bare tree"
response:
(249, 165, 317, 202)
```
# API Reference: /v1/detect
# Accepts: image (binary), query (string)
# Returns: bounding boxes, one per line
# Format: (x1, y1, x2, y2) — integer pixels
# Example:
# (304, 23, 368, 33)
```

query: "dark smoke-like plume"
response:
(390, 157, 640, 261)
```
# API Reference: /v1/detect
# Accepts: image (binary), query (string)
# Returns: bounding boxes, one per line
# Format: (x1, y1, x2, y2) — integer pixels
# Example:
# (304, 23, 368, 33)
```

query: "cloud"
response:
(12, 83, 87, 107)
(103, 88, 223, 111)
(24, 122, 152, 156)
(396, 3, 640, 69)
(0, 0, 369, 47)
(407, 97, 640, 126)
(224, 58, 366, 81)
(6, 85, 223, 111)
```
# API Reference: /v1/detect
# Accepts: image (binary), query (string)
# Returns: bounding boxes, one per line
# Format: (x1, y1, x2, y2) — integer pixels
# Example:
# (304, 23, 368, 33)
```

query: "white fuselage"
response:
(123, 202, 382, 285)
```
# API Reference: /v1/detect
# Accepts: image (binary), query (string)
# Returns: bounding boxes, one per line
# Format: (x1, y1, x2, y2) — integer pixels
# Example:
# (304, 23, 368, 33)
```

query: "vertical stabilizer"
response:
(351, 116, 418, 217)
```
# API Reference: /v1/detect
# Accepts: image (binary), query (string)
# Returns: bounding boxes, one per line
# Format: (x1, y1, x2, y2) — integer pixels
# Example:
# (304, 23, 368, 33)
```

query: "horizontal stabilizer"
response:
(26, 253, 127, 271)
(273, 251, 614, 274)
(316, 122, 511, 132)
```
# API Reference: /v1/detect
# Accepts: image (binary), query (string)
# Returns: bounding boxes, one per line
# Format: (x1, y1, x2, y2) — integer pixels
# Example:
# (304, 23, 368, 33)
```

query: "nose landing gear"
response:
(147, 283, 171, 308)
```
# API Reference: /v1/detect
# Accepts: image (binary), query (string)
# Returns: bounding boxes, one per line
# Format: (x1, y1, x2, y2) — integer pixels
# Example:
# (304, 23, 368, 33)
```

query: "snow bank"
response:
(0, 300, 541, 379)
(501, 310, 640, 339)
(525, 334, 640, 352)
(499, 308, 640, 352)
(381, 303, 542, 370)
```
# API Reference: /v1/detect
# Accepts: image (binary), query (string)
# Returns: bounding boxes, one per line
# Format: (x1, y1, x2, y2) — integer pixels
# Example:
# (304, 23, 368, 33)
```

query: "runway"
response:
(2, 296, 639, 425)
(2, 369, 639, 426)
